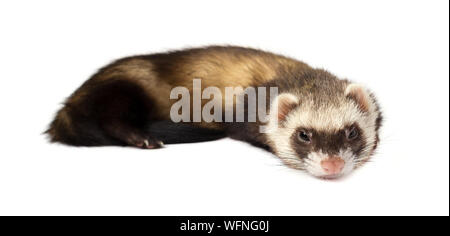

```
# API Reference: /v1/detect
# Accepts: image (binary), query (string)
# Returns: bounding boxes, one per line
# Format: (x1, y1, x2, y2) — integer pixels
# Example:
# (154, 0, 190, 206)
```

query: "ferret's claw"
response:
(139, 138, 164, 149)
(143, 140, 149, 147)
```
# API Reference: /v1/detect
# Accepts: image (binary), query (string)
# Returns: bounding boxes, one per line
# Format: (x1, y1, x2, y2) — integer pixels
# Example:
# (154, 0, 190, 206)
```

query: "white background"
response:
(0, 0, 448, 216)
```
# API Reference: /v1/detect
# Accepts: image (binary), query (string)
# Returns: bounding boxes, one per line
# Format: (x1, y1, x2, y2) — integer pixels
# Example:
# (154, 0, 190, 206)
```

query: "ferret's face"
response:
(267, 84, 382, 179)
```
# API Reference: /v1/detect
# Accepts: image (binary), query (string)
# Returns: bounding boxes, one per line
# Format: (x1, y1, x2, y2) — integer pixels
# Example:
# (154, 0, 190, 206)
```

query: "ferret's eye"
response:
(298, 130, 311, 143)
(346, 126, 359, 140)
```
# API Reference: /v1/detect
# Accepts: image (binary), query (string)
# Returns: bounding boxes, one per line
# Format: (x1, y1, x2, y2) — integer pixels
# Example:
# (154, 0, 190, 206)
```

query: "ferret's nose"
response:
(321, 157, 345, 175)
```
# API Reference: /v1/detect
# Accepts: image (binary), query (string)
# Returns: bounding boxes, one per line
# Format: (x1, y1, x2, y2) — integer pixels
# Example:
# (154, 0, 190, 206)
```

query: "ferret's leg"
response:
(48, 77, 166, 147)
(101, 119, 163, 149)
(90, 79, 163, 148)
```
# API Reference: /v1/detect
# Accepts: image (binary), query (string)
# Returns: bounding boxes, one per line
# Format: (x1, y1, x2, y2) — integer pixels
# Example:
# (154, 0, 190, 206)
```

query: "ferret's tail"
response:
(45, 107, 73, 143)
(45, 106, 117, 146)
(146, 120, 226, 144)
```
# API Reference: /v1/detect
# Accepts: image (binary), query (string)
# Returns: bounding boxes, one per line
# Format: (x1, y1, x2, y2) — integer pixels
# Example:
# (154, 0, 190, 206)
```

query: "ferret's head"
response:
(266, 71, 382, 179)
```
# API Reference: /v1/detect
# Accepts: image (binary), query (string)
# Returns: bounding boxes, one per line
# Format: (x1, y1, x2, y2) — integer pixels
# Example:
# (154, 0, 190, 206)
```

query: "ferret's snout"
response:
(320, 157, 345, 175)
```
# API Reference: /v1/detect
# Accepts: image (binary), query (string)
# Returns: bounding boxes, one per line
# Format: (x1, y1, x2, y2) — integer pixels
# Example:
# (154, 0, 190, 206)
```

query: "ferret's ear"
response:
(271, 93, 299, 122)
(345, 84, 371, 112)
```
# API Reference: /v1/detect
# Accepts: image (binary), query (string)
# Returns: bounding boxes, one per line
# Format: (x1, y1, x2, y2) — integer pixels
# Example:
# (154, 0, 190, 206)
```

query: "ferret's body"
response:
(48, 46, 307, 145)
(47, 46, 382, 178)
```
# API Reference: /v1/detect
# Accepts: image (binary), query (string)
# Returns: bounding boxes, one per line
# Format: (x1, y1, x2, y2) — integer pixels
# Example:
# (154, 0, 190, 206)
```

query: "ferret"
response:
(46, 46, 382, 179)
